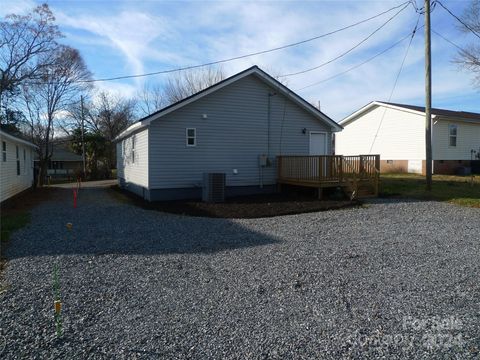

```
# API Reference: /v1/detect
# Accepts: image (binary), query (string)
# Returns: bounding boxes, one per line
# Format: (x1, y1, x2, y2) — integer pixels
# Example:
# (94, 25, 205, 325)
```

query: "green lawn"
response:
(380, 173, 480, 208)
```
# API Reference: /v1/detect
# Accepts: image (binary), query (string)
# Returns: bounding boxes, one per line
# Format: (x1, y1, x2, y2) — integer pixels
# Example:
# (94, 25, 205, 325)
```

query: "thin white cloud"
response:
(55, 9, 167, 86)
(0, 0, 35, 17)
(40, 0, 477, 120)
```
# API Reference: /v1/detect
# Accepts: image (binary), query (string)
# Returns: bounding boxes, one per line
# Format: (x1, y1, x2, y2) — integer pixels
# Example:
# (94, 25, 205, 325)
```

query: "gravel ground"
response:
(0, 187, 479, 359)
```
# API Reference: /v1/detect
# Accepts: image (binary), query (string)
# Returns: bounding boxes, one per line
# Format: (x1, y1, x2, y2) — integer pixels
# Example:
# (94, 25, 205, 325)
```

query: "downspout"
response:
(267, 92, 277, 157)
(267, 93, 271, 157)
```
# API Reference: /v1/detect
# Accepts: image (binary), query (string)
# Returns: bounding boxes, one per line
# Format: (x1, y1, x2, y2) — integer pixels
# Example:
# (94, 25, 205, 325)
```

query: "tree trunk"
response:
(38, 159, 48, 186)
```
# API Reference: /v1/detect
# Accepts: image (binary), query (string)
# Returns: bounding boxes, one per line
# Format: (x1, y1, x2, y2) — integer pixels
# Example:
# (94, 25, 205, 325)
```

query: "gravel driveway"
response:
(1, 186, 479, 359)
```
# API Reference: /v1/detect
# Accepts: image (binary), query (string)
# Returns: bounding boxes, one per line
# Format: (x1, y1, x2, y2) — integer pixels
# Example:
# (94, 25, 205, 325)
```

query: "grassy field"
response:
(380, 173, 480, 208)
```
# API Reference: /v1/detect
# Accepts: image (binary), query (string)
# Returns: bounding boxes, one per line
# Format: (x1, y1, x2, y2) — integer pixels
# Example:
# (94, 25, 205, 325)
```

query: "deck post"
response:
(339, 156, 343, 183)
(359, 155, 365, 178)
(317, 187, 323, 200)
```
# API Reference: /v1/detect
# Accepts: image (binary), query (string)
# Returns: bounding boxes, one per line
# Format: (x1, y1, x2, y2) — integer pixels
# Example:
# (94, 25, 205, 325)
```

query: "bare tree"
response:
(0, 4, 62, 125)
(458, 0, 480, 84)
(137, 82, 167, 117)
(66, 91, 135, 176)
(21, 45, 91, 185)
(163, 66, 226, 104)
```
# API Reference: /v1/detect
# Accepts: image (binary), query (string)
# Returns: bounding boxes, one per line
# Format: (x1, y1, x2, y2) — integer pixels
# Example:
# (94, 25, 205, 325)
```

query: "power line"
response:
(432, 28, 480, 65)
(296, 26, 423, 91)
(25, 1, 412, 85)
(431, 28, 466, 52)
(280, 2, 410, 77)
(368, 16, 420, 153)
(435, 0, 480, 40)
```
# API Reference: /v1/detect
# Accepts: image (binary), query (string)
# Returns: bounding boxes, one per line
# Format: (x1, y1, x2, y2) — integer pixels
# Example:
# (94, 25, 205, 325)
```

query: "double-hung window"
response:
(186, 128, 196, 147)
(131, 136, 135, 163)
(449, 124, 457, 147)
(16, 146, 20, 175)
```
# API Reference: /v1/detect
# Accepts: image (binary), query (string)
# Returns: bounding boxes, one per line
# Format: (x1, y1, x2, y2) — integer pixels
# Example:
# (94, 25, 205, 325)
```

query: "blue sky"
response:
(2, 0, 479, 120)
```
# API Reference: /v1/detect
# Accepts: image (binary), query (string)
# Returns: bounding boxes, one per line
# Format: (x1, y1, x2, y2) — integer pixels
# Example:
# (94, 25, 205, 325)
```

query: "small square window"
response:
(186, 128, 196, 147)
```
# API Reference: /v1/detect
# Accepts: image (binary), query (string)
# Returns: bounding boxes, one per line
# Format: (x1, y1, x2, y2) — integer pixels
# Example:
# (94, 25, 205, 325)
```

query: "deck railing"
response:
(277, 155, 380, 194)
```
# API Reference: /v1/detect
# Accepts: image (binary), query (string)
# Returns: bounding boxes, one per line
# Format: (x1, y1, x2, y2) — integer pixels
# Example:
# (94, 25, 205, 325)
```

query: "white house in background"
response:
(0, 130, 36, 202)
(115, 66, 342, 201)
(335, 101, 480, 175)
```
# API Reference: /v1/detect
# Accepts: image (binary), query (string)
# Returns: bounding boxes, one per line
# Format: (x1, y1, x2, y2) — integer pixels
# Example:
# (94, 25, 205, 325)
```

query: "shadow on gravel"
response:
(5, 188, 282, 259)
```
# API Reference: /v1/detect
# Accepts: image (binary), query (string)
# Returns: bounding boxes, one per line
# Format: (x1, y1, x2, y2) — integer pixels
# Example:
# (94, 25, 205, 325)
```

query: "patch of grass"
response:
(1, 213, 31, 243)
(1, 212, 31, 276)
(380, 173, 480, 208)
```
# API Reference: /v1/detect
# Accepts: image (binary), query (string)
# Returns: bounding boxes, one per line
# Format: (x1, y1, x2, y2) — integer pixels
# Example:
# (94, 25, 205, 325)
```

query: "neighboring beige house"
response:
(0, 130, 36, 203)
(335, 101, 480, 175)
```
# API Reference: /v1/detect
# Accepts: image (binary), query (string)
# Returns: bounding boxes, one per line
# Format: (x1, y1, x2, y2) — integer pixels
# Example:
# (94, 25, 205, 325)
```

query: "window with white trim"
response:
(186, 128, 196, 147)
(449, 124, 457, 147)
(131, 136, 135, 163)
(2, 141, 6, 162)
(23, 148, 26, 173)
(16, 145, 20, 175)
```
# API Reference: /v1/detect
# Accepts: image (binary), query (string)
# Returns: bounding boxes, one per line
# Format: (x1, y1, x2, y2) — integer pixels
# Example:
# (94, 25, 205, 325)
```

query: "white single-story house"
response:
(0, 130, 36, 203)
(335, 101, 480, 175)
(115, 66, 343, 201)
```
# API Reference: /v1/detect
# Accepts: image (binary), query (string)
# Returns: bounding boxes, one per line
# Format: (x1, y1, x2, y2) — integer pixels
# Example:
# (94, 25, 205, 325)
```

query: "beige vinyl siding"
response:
(432, 119, 480, 160)
(116, 128, 149, 188)
(0, 136, 34, 202)
(336, 106, 425, 160)
(148, 75, 331, 189)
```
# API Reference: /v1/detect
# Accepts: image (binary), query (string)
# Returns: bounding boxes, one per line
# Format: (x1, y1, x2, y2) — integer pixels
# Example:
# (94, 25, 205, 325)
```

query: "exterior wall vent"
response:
(202, 173, 226, 203)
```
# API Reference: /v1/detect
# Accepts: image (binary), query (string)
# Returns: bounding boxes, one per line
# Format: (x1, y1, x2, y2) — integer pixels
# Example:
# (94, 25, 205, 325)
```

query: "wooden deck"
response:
(277, 155, 380, 199)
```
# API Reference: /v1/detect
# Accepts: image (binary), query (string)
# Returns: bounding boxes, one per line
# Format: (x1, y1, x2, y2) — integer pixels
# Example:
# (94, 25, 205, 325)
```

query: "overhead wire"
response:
(280, 2, 411, 77)
(435, 0, 480, 40)
(295, 26, 423, 91)
(23, 1, 412, 85)
(368, 15, 421, 153)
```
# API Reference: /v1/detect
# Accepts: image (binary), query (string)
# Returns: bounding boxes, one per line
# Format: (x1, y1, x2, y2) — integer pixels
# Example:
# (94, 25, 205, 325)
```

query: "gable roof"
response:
(115, 65, 342, 141)
(0, 130, 37, 148)
(380, 102, 480, 121)
(33, 141, 83, 162)
(341, 101, 480, 125)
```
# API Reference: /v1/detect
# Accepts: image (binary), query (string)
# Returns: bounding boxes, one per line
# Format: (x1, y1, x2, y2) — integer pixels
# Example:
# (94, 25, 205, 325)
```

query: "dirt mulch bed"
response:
(110, 185, 360, 219)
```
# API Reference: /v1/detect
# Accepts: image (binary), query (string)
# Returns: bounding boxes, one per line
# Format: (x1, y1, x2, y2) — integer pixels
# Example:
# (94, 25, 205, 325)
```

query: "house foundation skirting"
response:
(119, 179, 277, 201)
(379, 160, 476, 175)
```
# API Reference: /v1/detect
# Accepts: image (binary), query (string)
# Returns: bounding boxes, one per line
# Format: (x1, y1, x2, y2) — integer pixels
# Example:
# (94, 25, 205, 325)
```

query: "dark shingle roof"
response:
(379, 102, 480, 121)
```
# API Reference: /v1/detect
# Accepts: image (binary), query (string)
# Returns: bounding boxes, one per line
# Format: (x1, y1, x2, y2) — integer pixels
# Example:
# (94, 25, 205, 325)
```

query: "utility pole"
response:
(425, 0, 433, 190)
(80, 95, 86, 179)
